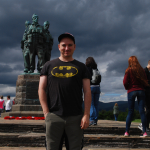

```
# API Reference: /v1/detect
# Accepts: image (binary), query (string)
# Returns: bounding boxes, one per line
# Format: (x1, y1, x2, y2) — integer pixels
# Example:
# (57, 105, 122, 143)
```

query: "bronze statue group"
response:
(21, 14, 53, 73)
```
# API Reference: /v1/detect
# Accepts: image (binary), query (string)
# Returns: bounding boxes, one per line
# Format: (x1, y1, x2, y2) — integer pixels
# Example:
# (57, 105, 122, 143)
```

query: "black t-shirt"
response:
(40, 58, 91, 116)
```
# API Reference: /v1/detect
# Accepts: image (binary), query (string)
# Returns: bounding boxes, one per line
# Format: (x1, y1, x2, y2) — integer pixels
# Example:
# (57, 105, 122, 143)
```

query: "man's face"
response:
(32, 16, 38, 23)
(44, 23, 49, 30)
(58, 38, 76, 58)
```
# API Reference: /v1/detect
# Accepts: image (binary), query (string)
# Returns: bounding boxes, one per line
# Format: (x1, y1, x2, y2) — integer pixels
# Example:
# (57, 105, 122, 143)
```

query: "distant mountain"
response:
(99, 101, 139, 112)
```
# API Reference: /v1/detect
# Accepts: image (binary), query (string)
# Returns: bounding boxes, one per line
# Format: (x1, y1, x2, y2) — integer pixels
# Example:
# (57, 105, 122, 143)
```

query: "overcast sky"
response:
(0, 0, 150, 102)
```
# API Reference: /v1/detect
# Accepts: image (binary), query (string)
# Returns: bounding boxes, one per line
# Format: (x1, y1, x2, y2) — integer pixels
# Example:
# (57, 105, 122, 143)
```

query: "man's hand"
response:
(44, 112, 49, 119)
(80, 114, 89, 129)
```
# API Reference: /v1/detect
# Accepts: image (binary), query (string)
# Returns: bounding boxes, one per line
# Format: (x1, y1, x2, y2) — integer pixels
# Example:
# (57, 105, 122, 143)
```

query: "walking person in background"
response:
(85, 57, 101, 126)
(113, 103, 119, 121)
(138, 60, 150, 132)
(0, 95, 4, 117)
(5, 95, 12, 112)
(123, 56, 149, 137)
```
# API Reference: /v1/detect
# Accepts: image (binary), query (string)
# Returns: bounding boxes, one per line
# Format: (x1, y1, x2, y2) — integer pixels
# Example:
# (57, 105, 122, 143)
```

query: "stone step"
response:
(84, 134, 150, 148)
(0, 132, 150, 148)
(1, 111, 44, 117)
(1, 148, 150, 150)
(0, 118, 142, 135)
(12, 105, 42, 111)
(0, 123, 142, 135)
(0, 123, 45, 133)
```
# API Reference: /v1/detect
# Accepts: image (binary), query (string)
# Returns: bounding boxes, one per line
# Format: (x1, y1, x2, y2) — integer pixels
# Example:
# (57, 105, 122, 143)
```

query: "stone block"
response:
(18, 74, 40, 80)
(12, 105, 42, 111)
(16, 92, 26, 99)
(16, 86, 26, 92)
(15, 98, 26, 104)
(16, 80, 26, 86)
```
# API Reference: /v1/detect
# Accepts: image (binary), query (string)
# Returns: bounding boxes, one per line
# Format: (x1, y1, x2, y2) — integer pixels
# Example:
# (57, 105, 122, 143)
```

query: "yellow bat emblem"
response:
(51, 66, 78, 78)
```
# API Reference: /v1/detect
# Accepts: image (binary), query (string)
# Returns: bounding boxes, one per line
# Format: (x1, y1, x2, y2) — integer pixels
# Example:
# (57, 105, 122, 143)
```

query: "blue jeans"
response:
(90, 86, 100, 123)
(114, 114, 118, 121)
(126, 90, 146, 133)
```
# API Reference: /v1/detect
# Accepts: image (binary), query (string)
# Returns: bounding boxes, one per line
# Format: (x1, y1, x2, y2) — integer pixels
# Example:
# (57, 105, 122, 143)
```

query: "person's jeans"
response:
(45, 113, 83, 150)
(90, 86, 100, 123)
(145, 89, 150, 129)
(114, 114, 118, 121)
(126, 90, 146, 133)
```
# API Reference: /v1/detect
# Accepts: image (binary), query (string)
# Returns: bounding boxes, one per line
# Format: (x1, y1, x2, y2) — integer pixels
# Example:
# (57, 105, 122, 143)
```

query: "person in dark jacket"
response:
(113, 103, 119, 121)
(85, 57, 101, 125)
(144, 60, 150, 131)
(138, 60, 150, 132)
(123, 56, 149, 137)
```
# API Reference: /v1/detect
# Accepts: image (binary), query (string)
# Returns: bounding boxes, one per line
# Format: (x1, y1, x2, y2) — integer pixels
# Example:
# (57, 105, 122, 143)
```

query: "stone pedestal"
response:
(1, 74, 44, 117)
(15, 74, 40, 105)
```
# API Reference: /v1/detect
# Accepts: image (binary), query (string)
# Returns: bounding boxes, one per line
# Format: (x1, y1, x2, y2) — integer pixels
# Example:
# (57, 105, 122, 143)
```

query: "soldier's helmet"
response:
(32, 14, 38, 20)
(25, 21, 31, 26)
(44, 21, 50, 26)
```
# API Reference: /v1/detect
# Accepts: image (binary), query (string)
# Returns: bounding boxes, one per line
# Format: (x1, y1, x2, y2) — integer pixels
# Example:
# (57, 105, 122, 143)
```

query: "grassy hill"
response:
(99, 101, 139, 112)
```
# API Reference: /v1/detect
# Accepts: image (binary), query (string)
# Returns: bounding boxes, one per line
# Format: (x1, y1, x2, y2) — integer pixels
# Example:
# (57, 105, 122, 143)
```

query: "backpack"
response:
(91, 69, 101, 84)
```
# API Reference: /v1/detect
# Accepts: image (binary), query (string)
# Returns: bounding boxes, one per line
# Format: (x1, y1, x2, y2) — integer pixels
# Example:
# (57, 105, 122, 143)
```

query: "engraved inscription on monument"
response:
(26, 81, 39, 99)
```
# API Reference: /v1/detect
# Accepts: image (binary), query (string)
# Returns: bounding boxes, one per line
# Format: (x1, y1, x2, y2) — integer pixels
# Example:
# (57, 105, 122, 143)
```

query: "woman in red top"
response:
(123, 56, 149, 137)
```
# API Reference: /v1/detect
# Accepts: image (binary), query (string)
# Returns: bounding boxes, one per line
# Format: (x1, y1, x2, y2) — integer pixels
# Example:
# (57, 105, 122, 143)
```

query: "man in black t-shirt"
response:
(38, 33, 91, 150)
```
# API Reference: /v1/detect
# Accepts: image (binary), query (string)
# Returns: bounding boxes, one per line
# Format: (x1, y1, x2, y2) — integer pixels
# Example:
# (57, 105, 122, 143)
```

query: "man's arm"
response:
(38, 75, 49, 118)
(80, 78, 91, 129)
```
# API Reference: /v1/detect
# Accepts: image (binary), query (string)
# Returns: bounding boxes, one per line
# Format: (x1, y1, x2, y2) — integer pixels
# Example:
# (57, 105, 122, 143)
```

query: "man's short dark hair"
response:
(58, 33, 75, 44)
(0, 95, 3, 99)
(7, 95, 10, 99)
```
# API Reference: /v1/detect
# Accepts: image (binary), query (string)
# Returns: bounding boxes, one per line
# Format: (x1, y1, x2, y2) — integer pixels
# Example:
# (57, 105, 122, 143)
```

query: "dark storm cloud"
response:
(0, 74, 17, 86)
(0, 64, 13, 73)
(0, 47, 23, 63)
(1, 0, 150, 99)
(1, 0, 150, 54)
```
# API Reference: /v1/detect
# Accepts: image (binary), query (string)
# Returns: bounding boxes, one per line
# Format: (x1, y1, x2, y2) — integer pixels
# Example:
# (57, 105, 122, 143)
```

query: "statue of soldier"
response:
(21, 21, 31, 73)
(43, 21, 53, 62)
(26, 14, 45, 73)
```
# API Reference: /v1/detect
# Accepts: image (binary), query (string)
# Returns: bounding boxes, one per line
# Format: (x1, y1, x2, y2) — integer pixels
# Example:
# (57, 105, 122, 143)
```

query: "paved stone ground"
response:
(0, 147, 150, 150)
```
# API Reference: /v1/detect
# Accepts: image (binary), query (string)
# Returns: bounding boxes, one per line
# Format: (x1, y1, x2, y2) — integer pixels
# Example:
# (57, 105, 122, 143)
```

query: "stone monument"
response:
(1, 14, 53, 117)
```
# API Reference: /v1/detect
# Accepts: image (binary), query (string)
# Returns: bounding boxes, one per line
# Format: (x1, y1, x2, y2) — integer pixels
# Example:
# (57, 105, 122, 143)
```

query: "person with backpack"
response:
(85, 57, 101, 125)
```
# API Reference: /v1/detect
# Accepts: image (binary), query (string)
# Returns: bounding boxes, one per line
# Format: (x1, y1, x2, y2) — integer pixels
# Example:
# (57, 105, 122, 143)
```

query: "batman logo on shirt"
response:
(51, 66, 78, 78)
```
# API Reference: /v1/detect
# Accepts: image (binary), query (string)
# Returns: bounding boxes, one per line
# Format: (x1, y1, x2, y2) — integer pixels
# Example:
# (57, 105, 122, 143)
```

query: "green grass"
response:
(132, 119, 141, 123)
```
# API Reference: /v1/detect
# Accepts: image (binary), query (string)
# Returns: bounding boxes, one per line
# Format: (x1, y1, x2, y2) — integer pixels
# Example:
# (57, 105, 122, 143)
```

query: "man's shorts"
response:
(45, 113, 83, 150)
